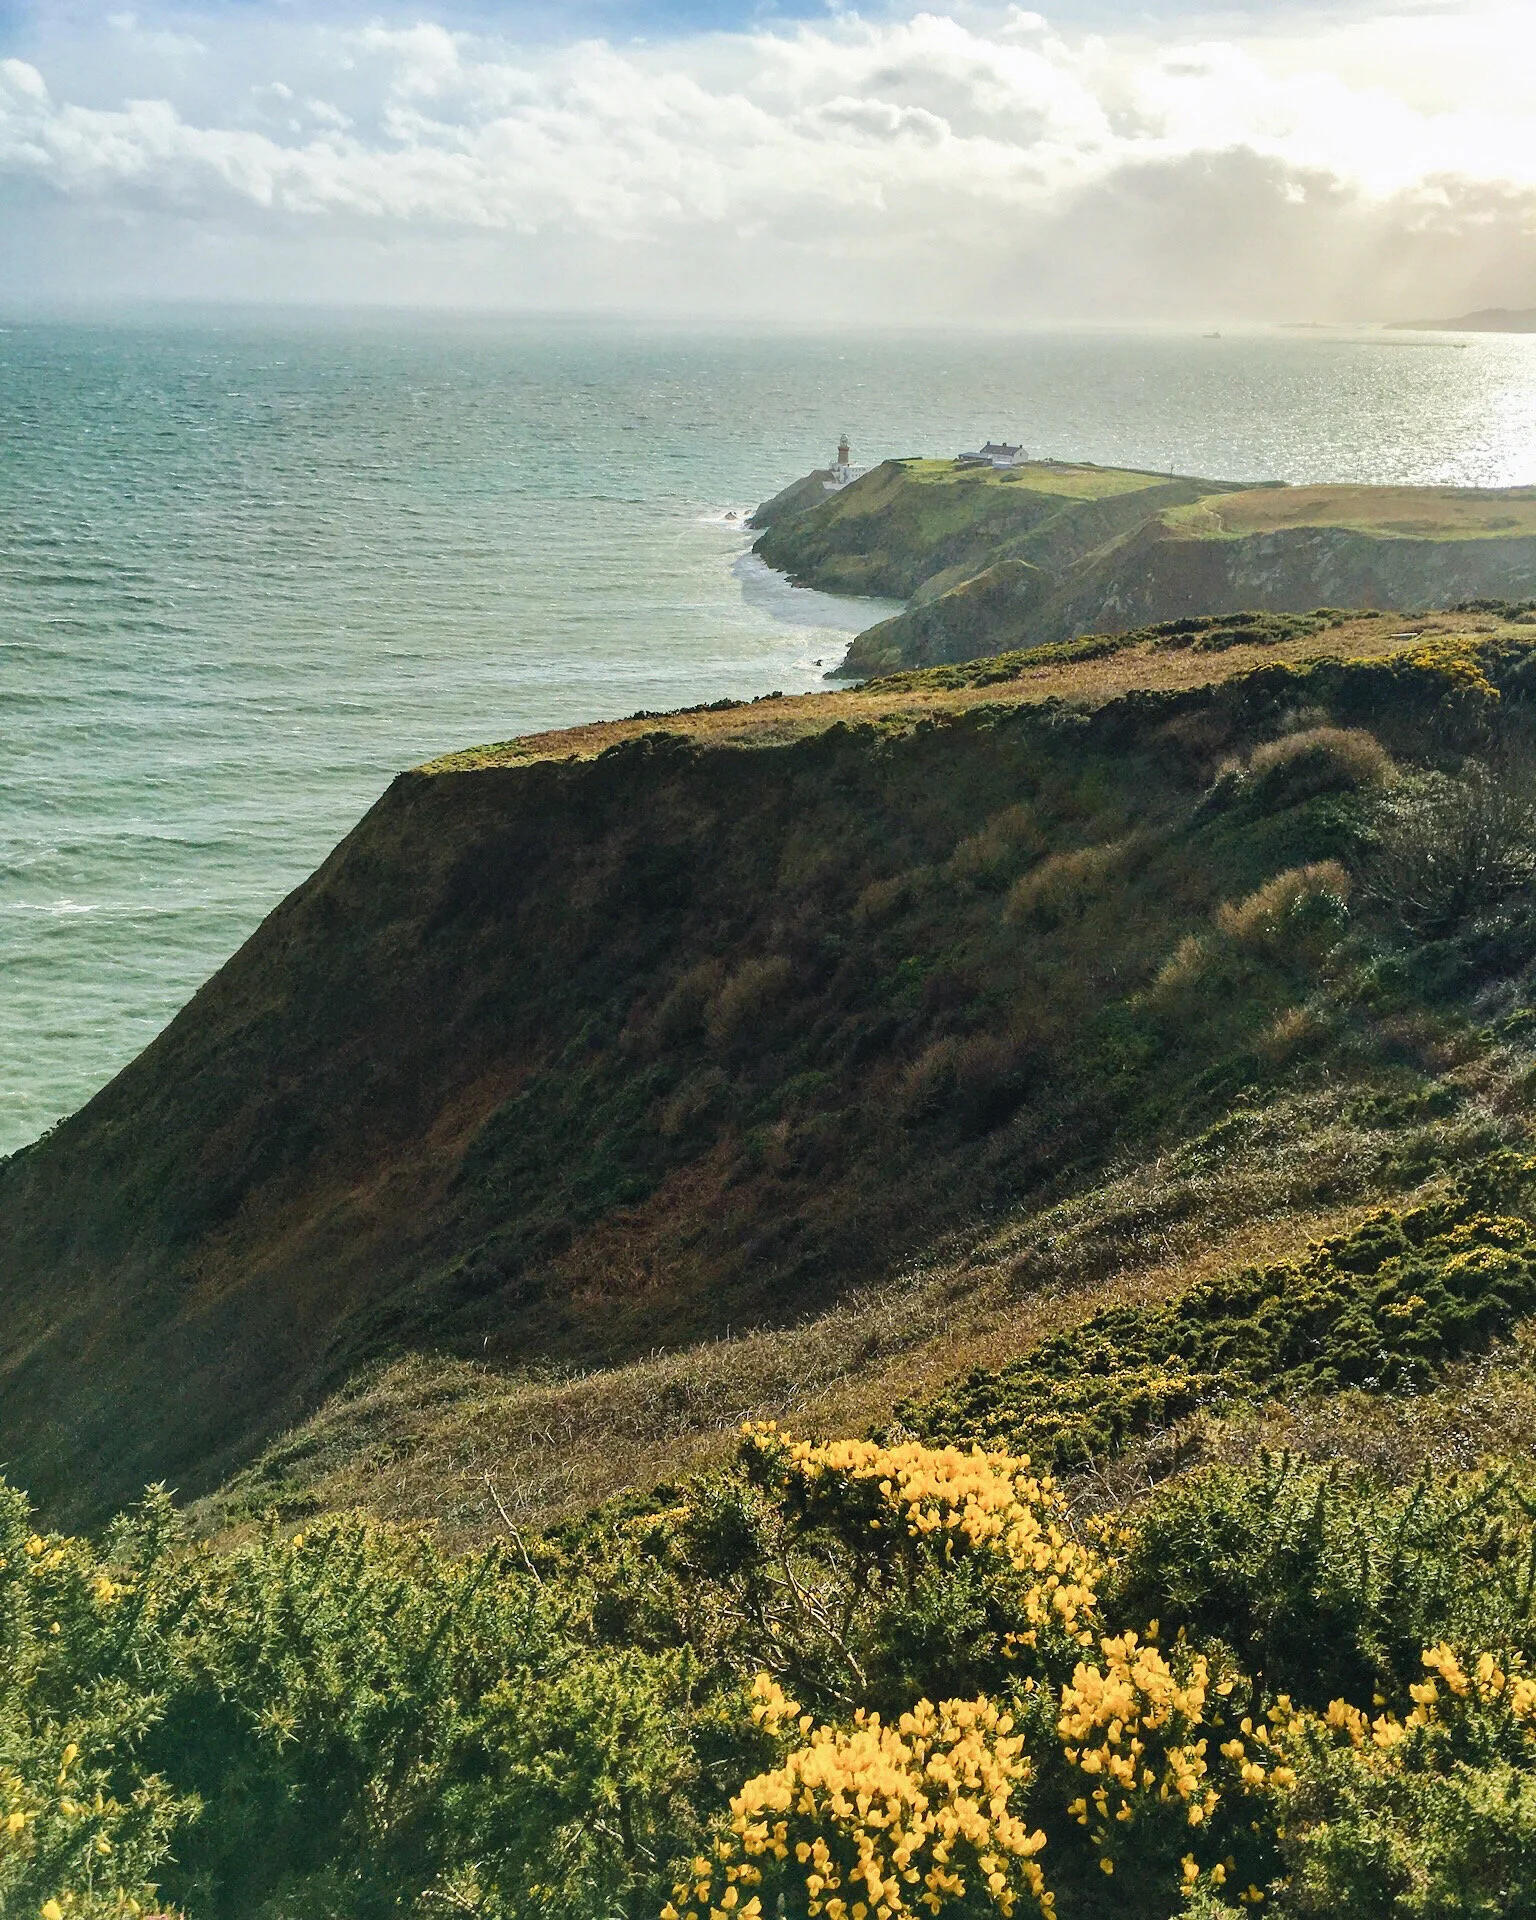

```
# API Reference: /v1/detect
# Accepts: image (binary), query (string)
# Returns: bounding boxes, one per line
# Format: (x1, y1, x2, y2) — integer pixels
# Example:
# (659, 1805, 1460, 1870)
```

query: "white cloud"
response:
(0, 2, 1534, 316)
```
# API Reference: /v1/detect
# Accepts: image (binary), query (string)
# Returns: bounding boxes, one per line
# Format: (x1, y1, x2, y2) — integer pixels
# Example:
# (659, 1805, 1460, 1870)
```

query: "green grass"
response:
(895, 457, 1173, 500)
(1164, 485, 1536, 540)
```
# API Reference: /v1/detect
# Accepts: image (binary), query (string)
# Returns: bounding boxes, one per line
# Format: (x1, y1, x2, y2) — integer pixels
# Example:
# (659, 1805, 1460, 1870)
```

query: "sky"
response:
(1, 0, 1534, 321)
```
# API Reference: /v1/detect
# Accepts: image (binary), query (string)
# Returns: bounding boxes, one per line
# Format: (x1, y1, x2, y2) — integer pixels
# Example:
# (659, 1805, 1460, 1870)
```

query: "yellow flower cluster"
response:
(1058, 1631, 1278, 1888)
(749, 1673, 811, 1741)
(1319, 1641, 1536, 1755)
(749, 1430, 1102, 1641)
(1, 1743, 152, 1920)
(669, 1691, 1052, 1920)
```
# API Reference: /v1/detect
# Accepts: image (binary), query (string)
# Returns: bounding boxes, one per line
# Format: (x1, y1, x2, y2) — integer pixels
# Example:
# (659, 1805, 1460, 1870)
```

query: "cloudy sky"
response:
(1, 0, 1533, 320)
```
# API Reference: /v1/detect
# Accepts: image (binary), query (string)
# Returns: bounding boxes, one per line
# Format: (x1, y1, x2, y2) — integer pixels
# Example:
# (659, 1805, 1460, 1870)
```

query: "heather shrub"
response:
(1245, 727, 1395, 804)
(1214, 861, 1351, 952)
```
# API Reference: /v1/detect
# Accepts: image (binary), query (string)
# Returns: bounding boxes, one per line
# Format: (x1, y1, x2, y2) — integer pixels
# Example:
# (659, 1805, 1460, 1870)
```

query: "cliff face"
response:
(752, 460, 1536, 675)
(847, 521, 1536, 675)
(1047, 520, 1536, 645)
(4, 617, 1535, 1527)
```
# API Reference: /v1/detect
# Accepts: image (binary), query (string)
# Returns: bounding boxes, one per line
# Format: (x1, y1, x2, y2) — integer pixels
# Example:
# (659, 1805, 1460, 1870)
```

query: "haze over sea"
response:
(4, 314, 1536, 1153)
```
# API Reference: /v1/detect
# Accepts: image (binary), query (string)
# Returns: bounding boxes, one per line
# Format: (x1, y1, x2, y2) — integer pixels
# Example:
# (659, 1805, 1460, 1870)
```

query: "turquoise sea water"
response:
(3, 314, 1536, 1153)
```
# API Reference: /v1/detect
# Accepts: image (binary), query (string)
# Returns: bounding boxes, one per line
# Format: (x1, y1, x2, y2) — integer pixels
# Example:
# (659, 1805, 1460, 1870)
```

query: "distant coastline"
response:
(1388, 306, 1536, 333)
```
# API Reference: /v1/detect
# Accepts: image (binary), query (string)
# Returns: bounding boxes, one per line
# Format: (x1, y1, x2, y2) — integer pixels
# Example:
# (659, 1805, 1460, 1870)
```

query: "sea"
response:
(4, 312, 1536, 1154)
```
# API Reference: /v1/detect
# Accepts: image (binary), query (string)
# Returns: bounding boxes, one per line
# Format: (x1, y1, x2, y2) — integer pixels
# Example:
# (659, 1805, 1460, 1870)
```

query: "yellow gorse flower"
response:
(1054, 1630, 1287, 1876)
(1316, 1641, 1536, 1757)
(673, 1691, 1052, 1920)
(747, 1430, 1102, 1641)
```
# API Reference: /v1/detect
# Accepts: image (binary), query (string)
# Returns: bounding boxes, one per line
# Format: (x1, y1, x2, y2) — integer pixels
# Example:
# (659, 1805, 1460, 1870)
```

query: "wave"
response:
(732, 552, 902, 635)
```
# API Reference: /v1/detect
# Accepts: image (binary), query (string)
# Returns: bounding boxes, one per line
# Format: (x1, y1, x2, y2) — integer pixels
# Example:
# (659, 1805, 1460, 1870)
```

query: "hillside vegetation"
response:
(9, 598, 1536, 1915)
(0, 611, 1534, 1530)
(749, 457, 1536, 674)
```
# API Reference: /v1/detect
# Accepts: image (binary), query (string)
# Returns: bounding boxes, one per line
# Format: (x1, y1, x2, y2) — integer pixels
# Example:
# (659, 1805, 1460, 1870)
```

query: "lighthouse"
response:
(824, 433, 864, 492)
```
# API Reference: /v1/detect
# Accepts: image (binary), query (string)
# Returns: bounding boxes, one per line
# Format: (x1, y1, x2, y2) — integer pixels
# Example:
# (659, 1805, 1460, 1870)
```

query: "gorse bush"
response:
(670, 1685, 1051, 1920)
(900, 1153, 1536, 1469)
(0, 1486, 190, 1920)
(8, 1422, 1536, 1918)
(1109, 1458, 1536, 1706)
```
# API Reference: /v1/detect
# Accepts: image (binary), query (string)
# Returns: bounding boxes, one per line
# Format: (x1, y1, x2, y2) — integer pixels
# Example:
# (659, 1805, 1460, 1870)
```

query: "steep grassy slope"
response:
(753, 457, 1241, 604)
(4, 614, 1536, 1534)
(750, 457, 1536, 674)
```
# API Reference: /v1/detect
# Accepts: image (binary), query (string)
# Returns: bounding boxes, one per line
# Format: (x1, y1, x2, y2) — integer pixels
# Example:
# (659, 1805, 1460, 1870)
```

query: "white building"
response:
(958, 441, 1025, 469)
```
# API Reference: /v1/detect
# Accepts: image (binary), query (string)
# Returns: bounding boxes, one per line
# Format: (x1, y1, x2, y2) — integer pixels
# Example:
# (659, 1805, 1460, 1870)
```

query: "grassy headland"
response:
(749, 456, 1536, 675)
(2, 611, 1536, 1528)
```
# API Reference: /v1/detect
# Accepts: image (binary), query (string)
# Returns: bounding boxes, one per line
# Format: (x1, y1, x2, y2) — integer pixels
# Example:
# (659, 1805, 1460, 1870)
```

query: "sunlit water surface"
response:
(3, 314, 1534, 1150)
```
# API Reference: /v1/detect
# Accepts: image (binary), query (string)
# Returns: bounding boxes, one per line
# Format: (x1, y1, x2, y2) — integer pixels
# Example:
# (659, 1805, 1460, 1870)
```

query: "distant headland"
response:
(750, 444, 1536, 676)
(1388, 306, 1536, 333)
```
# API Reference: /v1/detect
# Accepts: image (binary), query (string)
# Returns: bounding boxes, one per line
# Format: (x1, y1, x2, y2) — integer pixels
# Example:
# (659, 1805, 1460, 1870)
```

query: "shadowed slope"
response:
(4, 620, 1536, 1527)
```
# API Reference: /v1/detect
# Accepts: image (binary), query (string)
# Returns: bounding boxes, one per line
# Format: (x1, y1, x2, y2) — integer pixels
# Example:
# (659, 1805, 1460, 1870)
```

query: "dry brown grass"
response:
(704, 955, 794, 1046)
(1245, 725, 1397, 795)
(1152, 933, 1209, 995)
(1215, 861, 1352, 946)
(1004, 838, 1140, 926)
(194, 1081, 1516, 1549)
(1254, 1005, 1326, 1063)
(420, 616, 1524, 775)
(946, 805, 1045, 887)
